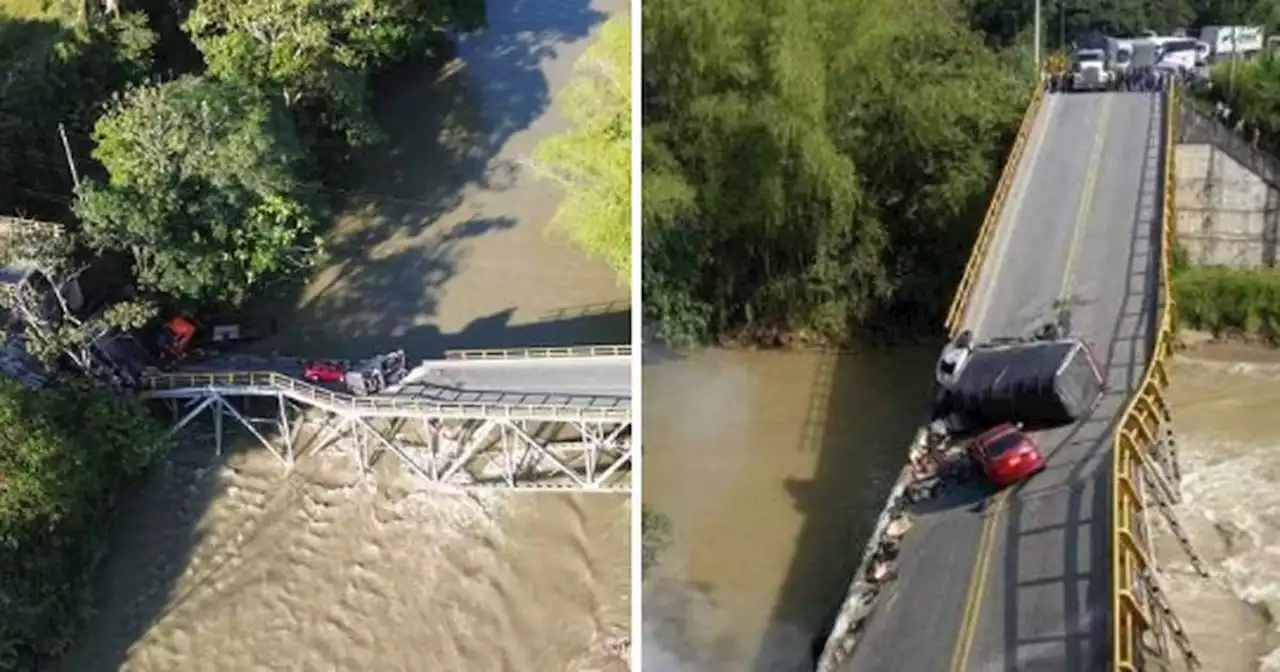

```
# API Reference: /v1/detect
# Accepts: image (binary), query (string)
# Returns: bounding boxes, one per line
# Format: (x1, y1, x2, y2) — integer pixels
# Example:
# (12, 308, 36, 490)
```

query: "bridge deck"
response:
(143, 347, 632, 417)
(846, 92, 1164, 671)
(392, 353, 632, 408)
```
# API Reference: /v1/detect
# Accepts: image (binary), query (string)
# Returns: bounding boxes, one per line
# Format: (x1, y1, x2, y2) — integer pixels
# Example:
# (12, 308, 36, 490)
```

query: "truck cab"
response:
(1069, 49, 1113, 91)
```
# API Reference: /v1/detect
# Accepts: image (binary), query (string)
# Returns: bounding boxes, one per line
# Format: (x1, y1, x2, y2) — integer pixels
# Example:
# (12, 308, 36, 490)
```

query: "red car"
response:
(968, 422, 1046, 487)
(303, 361, 347, 383)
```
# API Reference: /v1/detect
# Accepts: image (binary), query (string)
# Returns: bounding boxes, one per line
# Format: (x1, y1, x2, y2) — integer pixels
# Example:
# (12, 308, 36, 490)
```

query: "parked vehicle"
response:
(155, 314, 278, 360)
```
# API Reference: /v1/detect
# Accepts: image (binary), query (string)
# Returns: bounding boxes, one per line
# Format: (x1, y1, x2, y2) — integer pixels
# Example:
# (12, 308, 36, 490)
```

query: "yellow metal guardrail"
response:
(1111, 82, 1179, 671)
(139, 370, 632, 421)
(945, 81, 1047, 336)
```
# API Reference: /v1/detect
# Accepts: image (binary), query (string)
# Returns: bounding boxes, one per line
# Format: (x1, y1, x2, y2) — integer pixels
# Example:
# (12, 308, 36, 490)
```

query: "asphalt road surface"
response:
(395, 355, 632, 409)
(163, 352, 632, 411)
(844, 91, 1165, 672)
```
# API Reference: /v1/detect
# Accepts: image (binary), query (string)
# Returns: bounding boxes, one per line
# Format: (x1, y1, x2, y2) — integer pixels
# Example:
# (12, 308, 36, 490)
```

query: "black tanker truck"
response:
(933, 336, 1107, 437)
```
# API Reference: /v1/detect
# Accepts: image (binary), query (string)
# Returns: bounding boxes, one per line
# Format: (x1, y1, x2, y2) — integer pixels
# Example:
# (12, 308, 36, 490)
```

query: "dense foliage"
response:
(533, 16, 631, 286)
(1196, 57, 1280, 153)
(184, 0, 484, 149)
(75, 75, 324, 306)
(0, 13, 156, 220)
(0, 377, 169, 668)
(642, 0, 1028, 346)
(1174, 264, 1280, 342)
(0, 0, 485, 313)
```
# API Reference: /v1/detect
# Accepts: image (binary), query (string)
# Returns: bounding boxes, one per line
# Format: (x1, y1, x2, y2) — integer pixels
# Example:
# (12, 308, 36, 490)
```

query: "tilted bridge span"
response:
(140, 345, 632, 493)
(818, 82, 1208, 671)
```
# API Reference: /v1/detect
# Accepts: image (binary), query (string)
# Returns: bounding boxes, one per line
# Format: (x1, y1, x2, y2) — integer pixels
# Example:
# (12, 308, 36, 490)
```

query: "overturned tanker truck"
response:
(934, 337, 1107, 436)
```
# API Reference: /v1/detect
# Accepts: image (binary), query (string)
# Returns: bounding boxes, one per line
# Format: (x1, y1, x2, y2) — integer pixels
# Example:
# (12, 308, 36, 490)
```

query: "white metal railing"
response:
(443, 344, 631, 361)
(139, 370, 631, 421)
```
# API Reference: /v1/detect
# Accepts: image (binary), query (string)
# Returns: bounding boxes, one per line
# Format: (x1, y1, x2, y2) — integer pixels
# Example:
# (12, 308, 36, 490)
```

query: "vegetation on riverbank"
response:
(2, 0, 485, 312)
(641, 0, 1028, 347)
(1193, 57, 1280, 152)
(1174, 264, 1280, 343)
(0, 377, 168, 669)
(533, 16, 631, 286)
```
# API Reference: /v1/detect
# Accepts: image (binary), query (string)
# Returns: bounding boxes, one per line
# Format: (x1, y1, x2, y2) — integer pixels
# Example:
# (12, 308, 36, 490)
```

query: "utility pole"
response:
(1059, 1, 1066, 51)
(57, 123, 80, 191)
(1034, 0, 1042, 77)
(1227, 0, 1242, 95)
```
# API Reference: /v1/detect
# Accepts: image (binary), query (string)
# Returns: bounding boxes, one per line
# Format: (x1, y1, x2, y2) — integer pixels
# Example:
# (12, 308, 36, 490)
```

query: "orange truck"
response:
(156, 315, 278, 360)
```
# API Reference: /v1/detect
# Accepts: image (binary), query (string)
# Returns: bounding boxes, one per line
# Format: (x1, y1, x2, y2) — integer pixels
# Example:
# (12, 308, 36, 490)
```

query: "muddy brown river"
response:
(50, 0, 631, 669)
(643, 343, 1280, 672)
(1155, 347, 1280, 672)
(642, 346, 939, 671)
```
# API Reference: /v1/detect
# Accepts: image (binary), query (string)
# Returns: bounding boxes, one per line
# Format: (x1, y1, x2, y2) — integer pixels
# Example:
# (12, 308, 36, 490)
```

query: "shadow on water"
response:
(750, 345, 942, 671)
(44, 417, 266, 672)
(243, 0, 615, 361)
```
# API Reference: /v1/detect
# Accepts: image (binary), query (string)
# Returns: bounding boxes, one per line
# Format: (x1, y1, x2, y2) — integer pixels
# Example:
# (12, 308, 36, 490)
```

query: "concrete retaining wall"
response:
(1175, 102, 1280, 267)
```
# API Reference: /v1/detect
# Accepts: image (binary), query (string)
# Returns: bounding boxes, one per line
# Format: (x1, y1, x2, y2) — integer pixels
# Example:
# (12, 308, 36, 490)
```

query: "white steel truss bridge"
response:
(139, 345, 632, 493)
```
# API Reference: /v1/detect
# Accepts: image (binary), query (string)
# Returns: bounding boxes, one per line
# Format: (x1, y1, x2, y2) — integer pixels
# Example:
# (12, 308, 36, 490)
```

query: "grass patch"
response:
(1173, 265, 1280, 343)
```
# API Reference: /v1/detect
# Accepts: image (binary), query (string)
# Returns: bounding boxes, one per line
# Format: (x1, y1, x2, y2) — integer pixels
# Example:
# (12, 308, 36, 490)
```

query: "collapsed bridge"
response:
(142, 345, 633, 493)
(818, 82, 1207, 671)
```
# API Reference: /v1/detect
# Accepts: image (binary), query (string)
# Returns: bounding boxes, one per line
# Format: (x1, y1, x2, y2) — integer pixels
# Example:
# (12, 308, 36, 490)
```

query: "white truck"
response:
(1199, 25, 1265, 61)
(1066, 48, 1115, 91)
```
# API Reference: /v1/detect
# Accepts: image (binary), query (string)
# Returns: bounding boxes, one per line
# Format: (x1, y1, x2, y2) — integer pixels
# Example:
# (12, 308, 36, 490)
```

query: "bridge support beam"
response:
(150, 389, 631, 492)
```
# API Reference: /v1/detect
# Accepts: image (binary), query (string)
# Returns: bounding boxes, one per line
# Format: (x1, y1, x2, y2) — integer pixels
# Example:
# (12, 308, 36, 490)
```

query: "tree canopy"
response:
(533, 16, 631, 287)
(74, 75, 324, 307)
(184, 0, 485, 147)
(643, 0, 1026, 346)
(0, 13, 156, 220)
(0, 376, 168, 668)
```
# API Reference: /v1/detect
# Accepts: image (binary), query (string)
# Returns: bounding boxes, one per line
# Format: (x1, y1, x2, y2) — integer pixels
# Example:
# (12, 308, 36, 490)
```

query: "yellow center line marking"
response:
(947, 94, 1115, 672)
(1058, 95, 1114, 302)
(948, 489, 1008, 672)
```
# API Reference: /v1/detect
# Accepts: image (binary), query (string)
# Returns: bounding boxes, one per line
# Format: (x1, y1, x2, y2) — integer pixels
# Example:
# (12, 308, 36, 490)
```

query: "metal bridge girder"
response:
(142, 350, 632, 493)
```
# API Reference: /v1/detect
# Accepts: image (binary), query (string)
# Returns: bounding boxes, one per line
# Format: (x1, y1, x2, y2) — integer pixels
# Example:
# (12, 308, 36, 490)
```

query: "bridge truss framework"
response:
(140, 352, 632, 493)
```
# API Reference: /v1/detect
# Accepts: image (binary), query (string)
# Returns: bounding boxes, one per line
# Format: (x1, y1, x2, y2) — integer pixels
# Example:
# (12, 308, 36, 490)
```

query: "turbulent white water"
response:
(52, 436, 630, 671)
(1153, 355, 1280, 671)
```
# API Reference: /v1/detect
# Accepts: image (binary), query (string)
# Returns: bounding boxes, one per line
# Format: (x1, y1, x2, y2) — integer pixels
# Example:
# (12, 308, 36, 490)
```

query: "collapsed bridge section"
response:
(141, 345, 633, 492)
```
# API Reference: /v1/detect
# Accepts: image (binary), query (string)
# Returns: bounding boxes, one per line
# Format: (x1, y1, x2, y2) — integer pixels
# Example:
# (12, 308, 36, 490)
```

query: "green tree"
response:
(0, 12, 156, 219)
(74, 75, 324, 306)
(532, 16, 631, 286)
(0, 376, 169, 668)
(642, 0, 1025, 346)
(184, 0, 485, 148)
